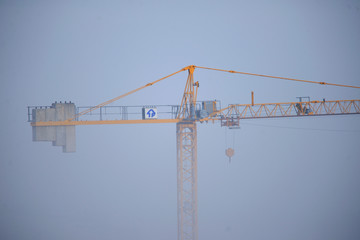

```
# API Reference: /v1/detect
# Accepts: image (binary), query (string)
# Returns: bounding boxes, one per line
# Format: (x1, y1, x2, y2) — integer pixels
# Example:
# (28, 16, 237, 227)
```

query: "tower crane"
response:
(28, 65, 360, 240)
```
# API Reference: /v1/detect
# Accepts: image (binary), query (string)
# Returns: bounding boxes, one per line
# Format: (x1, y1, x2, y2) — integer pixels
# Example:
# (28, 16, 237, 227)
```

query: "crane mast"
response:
(28, 65, 360, 240)
(177, 122, 198, 240)
(176, 66, 199, 240)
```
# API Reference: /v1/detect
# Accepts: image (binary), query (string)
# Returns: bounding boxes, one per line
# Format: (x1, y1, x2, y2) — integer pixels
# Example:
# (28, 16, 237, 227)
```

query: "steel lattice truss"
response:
(176, 123, 198, 240)
(202, 100, 360, 123)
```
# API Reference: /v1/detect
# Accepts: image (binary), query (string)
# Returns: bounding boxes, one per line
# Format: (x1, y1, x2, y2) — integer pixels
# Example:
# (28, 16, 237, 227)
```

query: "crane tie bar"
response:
(195, 66, 360, 89)
(67, 68, 186, 121)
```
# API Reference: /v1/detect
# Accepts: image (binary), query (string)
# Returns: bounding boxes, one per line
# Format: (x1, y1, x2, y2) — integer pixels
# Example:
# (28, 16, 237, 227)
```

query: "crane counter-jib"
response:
(31, 119, 181, 126)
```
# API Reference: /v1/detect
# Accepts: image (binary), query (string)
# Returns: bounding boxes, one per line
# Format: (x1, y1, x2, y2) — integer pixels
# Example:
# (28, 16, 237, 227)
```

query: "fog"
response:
(1, 1, 360, 240)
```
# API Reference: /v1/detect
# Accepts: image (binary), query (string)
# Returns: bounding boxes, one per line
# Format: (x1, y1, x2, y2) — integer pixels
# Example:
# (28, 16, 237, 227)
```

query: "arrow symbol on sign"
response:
(147, 109, 156, 118)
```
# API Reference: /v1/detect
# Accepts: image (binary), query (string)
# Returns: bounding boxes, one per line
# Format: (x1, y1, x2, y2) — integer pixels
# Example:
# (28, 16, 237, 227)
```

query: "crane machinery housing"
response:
(28, 65, 360, 240)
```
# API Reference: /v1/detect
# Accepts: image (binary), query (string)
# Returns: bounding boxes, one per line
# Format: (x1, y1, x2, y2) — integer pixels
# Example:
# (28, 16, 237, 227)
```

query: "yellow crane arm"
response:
(31, 99, 360, 127)
(200, 99, 360, 127)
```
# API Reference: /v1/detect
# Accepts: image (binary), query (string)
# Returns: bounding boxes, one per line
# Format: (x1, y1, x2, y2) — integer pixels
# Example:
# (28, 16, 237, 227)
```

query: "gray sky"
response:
(1, 0, 360, 239)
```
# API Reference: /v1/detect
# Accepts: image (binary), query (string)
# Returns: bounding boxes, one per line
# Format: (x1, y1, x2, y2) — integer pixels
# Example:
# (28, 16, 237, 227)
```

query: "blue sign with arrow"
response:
(143, 107, 158, 119)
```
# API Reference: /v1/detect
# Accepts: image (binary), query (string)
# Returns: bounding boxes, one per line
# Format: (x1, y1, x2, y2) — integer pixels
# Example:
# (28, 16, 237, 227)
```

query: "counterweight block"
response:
(32, 102, 76, 153)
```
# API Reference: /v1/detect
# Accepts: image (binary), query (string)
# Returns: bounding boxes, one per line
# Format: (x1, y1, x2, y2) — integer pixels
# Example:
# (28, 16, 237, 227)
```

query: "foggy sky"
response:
(1, 1, 360, 240)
